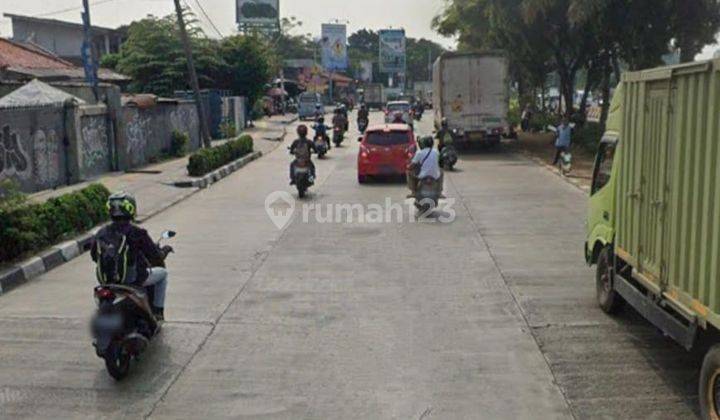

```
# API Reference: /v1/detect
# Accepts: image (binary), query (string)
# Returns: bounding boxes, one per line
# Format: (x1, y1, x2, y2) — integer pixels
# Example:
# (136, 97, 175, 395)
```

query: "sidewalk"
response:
(0, 115, 295, 294)
(30, 115, 293, 221)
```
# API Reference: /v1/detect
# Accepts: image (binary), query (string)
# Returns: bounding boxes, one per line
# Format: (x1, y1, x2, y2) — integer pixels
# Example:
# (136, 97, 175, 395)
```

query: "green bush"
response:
(187, 135, 254, 177)
(508, 99, 521, 127)
(530, 112, 559, 132)
(0, 183, 110, 263)
(575, 122, 604, 153)
(219, 122, 237, 139)
(171, 130, 189, 157)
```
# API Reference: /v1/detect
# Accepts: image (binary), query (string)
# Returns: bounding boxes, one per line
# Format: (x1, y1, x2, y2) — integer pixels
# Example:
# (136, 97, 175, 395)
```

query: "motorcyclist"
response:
(407, 136, 443, 198)
(91, 192, 171, 321)
(392, 111, 405, 124)
(358, 104, 369, 122)
(313, 116, 330, 147)
(340, 104, 349, 130)
(289, 124, 317, 184)
(436, 118, 454, 151)
(332, 108, 347, 133)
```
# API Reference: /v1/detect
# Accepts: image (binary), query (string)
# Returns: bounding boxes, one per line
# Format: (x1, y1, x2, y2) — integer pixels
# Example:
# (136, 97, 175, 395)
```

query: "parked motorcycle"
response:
(558, 150, 573, 176)
(91, 231, 176, 380)
(440, 145, 458, 170)
(333, 126, 345, 147)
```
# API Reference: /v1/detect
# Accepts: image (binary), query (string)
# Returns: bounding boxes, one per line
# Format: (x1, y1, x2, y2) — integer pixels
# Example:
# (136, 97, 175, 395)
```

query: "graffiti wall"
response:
(79, 114, 111, 179)
(0, 107, 66, 192)
(121, 101, 200, 168)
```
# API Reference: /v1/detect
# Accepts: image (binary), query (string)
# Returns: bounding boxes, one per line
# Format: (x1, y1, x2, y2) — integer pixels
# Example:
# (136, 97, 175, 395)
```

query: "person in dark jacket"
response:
(289, 125, 317, 184)
(91, 192, 171, 321)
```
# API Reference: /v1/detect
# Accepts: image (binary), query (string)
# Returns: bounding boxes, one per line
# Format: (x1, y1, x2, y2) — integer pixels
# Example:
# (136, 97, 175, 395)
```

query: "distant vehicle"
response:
(363, 83, 383, 109)
(585, 59, 720, 419)
(357, 124, 416, 184)
(433, 52, 509, 147)
(384, 101, 412, 125)
(298, 92, 324, 120)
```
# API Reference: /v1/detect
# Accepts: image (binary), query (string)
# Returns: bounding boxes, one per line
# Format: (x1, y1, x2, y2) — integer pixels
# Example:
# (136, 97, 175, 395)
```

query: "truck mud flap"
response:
(614, 274, 697, 350)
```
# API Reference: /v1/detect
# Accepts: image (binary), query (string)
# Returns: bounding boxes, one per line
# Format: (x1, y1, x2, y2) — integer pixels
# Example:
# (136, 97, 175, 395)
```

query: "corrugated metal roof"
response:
(0, 79, 86, 108)
(0, 37, 74, 69)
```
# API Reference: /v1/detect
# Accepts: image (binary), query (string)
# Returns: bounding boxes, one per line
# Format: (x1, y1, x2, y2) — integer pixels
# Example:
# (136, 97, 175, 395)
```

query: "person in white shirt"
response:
(407, 136, 443, 197)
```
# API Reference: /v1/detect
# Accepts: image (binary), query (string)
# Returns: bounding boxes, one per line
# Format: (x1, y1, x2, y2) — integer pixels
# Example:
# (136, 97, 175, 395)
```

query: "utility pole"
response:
(81, 0, 99, 101)
(173, 0, 212, 148)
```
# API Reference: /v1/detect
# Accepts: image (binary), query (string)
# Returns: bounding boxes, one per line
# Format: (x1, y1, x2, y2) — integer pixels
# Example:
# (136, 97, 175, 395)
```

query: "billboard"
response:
(379, 29, 406, 73)
(236, 0, 279, 24)
(321, 24, 348, 71)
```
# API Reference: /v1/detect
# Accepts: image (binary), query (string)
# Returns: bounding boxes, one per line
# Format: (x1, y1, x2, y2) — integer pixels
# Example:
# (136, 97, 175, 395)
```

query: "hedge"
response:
(0, 183, 111, 263)
(187, 135, 254, 177)
(574, 122, 604, 153)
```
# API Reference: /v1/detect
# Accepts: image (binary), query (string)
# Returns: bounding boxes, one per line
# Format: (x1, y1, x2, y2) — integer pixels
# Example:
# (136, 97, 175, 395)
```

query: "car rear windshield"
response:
(366, 131, 410, 146)
(300, 95, 317, 103)
(387, 103, 410, 112)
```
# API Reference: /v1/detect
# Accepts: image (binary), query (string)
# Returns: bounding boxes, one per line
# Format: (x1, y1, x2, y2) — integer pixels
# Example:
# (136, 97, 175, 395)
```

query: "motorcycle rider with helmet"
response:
(436, 118, 454, 152)
(91, 192, 171, 321)
(289, 124, 317, 184)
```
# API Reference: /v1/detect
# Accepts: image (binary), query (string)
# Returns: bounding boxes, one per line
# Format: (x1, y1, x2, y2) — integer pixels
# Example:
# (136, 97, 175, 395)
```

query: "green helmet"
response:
(107, 192, 137, 221)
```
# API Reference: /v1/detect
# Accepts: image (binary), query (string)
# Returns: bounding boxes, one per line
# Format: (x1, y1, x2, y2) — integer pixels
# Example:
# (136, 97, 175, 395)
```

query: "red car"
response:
(357, 124, 417, 183)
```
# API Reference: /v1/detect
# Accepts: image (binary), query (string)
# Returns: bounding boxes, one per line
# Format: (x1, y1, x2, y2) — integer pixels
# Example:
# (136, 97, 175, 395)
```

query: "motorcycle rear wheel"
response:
(104, 343, 131, 380)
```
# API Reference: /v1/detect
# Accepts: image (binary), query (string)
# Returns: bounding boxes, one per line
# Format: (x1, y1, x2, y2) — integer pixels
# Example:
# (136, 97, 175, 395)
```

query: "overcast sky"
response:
(0, 0, 457, 48)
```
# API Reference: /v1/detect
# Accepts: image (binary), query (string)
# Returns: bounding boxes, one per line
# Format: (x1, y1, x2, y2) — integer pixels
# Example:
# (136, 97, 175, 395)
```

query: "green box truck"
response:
(586, 59, 720, 418)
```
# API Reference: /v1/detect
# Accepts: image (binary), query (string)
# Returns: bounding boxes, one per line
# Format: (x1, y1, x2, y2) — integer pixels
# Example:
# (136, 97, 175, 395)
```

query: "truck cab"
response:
(585, 85, 623, 265)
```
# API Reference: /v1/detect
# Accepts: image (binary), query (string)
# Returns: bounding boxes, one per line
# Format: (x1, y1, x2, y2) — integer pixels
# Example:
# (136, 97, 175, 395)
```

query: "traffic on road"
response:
(2, 0, 720, 419)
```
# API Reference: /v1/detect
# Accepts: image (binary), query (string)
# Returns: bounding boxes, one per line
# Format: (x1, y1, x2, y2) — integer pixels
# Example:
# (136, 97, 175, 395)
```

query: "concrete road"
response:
(0, 112, 701, 419)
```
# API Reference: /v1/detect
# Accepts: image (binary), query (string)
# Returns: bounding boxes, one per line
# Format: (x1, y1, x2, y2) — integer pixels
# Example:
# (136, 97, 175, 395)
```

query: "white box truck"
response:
(433, 52, 509, 146)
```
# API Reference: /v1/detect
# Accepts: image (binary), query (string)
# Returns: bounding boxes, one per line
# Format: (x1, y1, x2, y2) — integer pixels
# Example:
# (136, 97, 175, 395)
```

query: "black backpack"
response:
(94, 228, 137, 285)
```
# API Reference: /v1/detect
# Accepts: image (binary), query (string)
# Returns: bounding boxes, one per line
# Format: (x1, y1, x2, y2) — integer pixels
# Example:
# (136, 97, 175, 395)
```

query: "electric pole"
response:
(173, 0, 212, 148)
(81, 0, 99, 101)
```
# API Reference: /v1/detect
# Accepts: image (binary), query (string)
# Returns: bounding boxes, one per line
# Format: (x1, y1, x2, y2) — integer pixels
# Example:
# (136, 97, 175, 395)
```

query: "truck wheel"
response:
(700, 345, 720, 420)
(596, 246, 623, 314)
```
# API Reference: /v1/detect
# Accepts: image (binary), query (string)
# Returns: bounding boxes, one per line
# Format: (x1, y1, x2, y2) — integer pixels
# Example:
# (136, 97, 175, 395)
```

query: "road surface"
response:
(0, 112, 701, 419)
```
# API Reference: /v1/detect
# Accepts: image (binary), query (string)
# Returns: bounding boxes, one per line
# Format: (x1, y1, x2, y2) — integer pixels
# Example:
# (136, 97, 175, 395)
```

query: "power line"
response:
(185, 0, 224, 38)
(34, 0, 116, 18)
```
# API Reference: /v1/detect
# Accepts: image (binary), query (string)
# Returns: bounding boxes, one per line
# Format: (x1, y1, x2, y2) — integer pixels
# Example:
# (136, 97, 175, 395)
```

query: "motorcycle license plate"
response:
(95, 313, 123, 330)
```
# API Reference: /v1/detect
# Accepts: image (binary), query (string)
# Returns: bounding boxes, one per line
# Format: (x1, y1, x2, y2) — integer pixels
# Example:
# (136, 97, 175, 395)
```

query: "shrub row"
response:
(187, 135, 254, 177)
(0, 183, 111, 263)
(574, 122, 604, 153)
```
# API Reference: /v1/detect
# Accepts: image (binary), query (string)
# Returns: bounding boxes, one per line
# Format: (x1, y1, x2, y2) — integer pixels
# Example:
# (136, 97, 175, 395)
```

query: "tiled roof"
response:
(0, 37, 74, 70)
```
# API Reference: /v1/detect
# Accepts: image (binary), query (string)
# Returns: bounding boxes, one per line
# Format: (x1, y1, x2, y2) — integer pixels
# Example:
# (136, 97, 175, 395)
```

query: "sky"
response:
(0, 0, 457, 48)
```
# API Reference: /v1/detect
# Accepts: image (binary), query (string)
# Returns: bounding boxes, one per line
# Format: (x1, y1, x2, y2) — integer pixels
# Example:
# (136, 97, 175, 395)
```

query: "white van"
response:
(298, 92, 324, 120)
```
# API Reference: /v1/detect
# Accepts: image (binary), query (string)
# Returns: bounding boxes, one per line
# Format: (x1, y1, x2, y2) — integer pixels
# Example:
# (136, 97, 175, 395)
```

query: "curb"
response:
(0, 152, 265, 296)
(0, 225, 104, 295)
(173, 151, 263, 189)
(516, 149, 591, 194)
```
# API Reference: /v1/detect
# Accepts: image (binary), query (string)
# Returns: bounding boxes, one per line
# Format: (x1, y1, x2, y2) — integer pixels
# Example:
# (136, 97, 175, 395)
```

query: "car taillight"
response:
(406, 144, 416, 158)
(359, 145, 370, 159)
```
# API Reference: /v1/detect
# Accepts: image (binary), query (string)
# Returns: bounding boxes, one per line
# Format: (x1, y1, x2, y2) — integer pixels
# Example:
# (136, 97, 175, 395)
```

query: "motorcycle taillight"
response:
(95, 288, 115, 300)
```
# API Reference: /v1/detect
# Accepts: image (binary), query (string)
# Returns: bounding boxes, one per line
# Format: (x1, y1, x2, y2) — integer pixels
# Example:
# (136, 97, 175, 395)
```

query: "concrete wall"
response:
(11, 19, 121, 59)
(222, 97, 247, 133)
(0, 105, 69, 192)
(122, 101, 201, 168)
(0, 86, 200, 193)
(78, 106, 112, 179)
